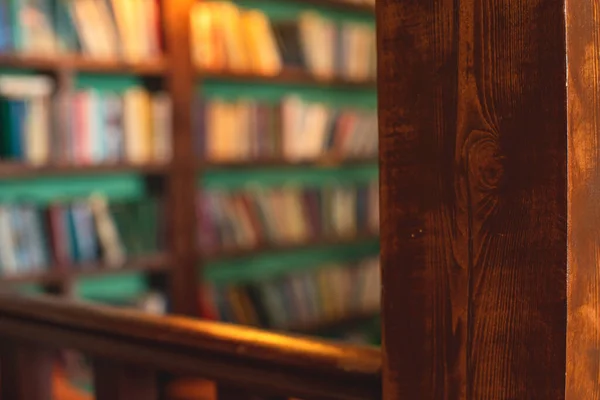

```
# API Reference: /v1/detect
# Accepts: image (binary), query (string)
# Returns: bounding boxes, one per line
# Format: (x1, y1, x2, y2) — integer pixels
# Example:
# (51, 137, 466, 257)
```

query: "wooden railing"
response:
(0, 293, 381, 400)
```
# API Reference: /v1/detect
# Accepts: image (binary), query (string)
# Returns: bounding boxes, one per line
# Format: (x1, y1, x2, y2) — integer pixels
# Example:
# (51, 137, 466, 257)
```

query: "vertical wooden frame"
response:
(565, 0, 600, 397)
(0, 341, 53, 400)
(164, 0, 200, 316)
(377, 0, 571, 398)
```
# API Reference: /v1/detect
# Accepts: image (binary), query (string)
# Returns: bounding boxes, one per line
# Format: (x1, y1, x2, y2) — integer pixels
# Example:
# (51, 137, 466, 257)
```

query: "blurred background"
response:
(0, 0, 378, 397)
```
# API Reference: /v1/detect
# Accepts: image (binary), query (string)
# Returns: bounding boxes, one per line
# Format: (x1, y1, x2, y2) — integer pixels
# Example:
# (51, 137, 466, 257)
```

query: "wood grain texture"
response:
(377, 0, 567, 398)
(566, 0, 600, 398)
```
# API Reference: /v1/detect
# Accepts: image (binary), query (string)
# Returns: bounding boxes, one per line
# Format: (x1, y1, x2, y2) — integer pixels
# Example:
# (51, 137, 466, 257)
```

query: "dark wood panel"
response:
(0, 340, 53, 400)
(377, 0, 567, 398)
(94, 359, 158, 400)
(565, 0, 600, 398)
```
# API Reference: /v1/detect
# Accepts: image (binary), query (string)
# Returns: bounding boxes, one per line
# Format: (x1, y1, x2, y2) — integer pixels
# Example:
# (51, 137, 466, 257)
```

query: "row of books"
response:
(0, 75, 172, 165)
(200, 257, 380, 330)
(191, 2, 376, 80)
(0, 0, 161, 61)
(197, 183, 379, 251)
(0, 196, 163, 276)
(195, 96, 378, 162)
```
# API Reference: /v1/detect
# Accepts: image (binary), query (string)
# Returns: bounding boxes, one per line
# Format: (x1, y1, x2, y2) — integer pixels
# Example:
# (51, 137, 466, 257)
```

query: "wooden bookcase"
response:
(0, 0, 378, 329)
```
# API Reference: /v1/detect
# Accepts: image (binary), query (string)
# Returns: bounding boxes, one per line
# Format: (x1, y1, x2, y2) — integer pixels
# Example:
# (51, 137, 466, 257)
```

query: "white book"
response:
(0, 75, 53, 98)
(302, 103, 330, 159)
(92, 0, 120, 59)
(0, 206, 17, 275)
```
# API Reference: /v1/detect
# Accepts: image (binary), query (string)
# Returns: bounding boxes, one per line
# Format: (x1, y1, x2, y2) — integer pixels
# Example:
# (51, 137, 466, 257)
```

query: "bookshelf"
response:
(0, 0, 379, 343)
(202, 69, 376, 89)
(0, 55, 168, 76)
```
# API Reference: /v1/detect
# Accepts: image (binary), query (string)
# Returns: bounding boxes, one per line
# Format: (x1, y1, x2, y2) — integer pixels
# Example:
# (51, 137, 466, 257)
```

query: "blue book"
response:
(8, 99, 27, 159)
(71, 202, 98, 265)
(66, 206, 81, 263)
(7, 0, 21, 51)
(0, 0, 12, 51)
(10, 206, 30, 272)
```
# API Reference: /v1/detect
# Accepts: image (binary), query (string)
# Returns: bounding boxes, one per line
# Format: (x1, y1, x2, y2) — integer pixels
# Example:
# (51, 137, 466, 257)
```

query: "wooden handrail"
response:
(0, 293, 381, 400)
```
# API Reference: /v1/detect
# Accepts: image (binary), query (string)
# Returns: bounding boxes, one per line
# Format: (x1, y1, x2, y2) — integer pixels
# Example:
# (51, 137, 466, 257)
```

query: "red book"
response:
(45, 204, 72, 270)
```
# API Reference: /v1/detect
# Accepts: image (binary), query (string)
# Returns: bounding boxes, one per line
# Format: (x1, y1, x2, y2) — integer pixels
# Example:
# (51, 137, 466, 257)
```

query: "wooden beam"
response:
(566, 0, 600, 398)
(163, 0, 199, 316)
(377, 0, 571, 397)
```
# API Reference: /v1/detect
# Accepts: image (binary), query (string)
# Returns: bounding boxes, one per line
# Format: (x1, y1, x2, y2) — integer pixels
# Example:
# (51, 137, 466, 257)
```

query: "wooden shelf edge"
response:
(200, 69, 376, 88)
(199, 157, 378, 169)
(0, 254, 171, 285)
(201, 233, 380, 262)
(0, 54, 167, 75)
(237, 0, 375, 14)
(0, 162, 169, 178)
(289, 309, 380, 335)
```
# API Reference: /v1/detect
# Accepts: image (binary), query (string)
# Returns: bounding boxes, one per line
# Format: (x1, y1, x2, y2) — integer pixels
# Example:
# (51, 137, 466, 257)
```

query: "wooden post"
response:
(376, 0, 600, 398)
(565, 1, 600, 398)
(0, 341, 53, 400)
(163, 0, 199, 316)
(94, 359, 158, 400)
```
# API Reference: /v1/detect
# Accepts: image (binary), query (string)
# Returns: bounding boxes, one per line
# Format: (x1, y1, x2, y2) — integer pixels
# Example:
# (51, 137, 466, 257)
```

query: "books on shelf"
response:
(0, 75, 54, 165)
(200, 257, 380, 331)
(281, 12, 376, 81)
(69, 86, 172, 165)
(197, 182, 379, 252)
(191, 1, 282, 75)
(190, 2, 376, 81)
(0, 74, 172, 166)
(0, 195, 163, 277)
(0, 0, 162, 61)
(194, 96, 377, 162)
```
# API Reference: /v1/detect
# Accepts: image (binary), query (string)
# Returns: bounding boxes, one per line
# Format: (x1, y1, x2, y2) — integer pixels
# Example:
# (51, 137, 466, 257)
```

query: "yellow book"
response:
(110, 0, 140, 61)
(316, 267, 335, 320)
(138, 89, 153, 163)
(123, 88, 151, 164)
(240, 10, 282, 75)
(191, 2, 226, 70)
(227, 287, 248, 325)
(217, 2, 249, 72)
